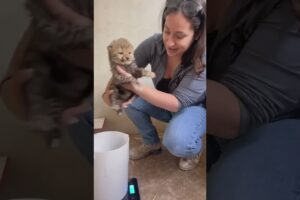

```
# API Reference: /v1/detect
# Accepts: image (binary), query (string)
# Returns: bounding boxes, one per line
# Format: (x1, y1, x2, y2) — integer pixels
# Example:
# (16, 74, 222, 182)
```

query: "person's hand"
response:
(122, 95, 136, 108)
(102, 66, 138, 109)
(101, 86, 136, 109)
(115, 66, 141, 108)
(116, 65, 143, 93)
(102, 89, 114, 107)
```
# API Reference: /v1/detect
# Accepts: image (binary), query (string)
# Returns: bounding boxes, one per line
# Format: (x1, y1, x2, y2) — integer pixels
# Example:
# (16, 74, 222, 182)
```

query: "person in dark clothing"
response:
(207, 0, 300, 199)
(207, 0, 300, 138)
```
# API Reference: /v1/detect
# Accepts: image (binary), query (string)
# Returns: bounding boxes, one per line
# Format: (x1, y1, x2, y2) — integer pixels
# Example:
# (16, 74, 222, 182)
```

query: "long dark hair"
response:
(162, 0, 206, 74)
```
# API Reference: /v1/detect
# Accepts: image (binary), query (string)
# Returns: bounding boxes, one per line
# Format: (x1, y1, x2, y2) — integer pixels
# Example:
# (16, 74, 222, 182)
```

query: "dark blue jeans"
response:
(124, 97, 206, 158)
(208, 119, 300, 200)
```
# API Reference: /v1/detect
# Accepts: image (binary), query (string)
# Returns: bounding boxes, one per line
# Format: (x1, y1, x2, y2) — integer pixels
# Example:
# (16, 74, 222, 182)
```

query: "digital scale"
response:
(122, 178, 140, 200)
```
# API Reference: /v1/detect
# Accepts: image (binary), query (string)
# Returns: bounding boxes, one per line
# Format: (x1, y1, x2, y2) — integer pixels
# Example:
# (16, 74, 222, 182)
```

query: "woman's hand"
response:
(116, 65, 143, 93)
(101, 66, 139, 109)
(116, 66, 180, 112)
(102, 89, 114, 107)
(122, 96, 136, 108)
(101, 81, 136, 109)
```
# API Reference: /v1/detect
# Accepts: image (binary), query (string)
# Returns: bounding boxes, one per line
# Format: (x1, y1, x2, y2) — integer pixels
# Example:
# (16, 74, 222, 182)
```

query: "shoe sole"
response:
(178, 165, 198, 171)
(179, 159, 200, 171)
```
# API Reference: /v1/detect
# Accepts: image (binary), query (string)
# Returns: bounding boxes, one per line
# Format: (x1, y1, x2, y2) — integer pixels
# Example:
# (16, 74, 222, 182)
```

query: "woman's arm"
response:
(116, 66, 180, 112)
(134, 85, 180, 112)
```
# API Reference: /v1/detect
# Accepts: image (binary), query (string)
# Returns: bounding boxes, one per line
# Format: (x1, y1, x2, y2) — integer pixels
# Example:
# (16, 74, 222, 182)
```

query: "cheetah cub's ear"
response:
(107, 44, 113, 52)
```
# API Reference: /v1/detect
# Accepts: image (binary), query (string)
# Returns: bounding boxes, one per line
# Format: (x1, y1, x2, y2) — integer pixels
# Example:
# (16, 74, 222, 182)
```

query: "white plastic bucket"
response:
(94, 131, 129, 200)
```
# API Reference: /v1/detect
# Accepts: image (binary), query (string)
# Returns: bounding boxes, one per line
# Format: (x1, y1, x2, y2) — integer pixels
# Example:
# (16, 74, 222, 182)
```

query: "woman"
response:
(103, 0, 206, 171)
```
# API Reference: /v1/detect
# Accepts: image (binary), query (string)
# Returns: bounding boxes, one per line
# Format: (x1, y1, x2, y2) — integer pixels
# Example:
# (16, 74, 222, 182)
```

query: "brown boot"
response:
(129, 143, 161, 160)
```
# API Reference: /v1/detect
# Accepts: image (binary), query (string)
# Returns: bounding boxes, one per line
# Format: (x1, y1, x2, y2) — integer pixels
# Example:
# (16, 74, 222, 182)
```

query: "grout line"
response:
(151, 175, 170, 200)
(152, 192, 158, 200)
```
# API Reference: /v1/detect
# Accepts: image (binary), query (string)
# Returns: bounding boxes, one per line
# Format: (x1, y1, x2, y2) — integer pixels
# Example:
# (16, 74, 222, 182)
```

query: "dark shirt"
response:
(156, 78, 171, 93)
(218, 0, 300, 130)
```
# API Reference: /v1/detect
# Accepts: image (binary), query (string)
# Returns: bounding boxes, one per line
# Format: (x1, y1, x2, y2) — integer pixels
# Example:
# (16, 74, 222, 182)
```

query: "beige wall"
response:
(94, 0, 167, 134)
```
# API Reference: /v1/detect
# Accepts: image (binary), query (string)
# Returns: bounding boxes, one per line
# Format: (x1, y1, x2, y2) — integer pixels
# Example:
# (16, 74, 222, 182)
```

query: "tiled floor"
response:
(129, 134, 206, 200)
